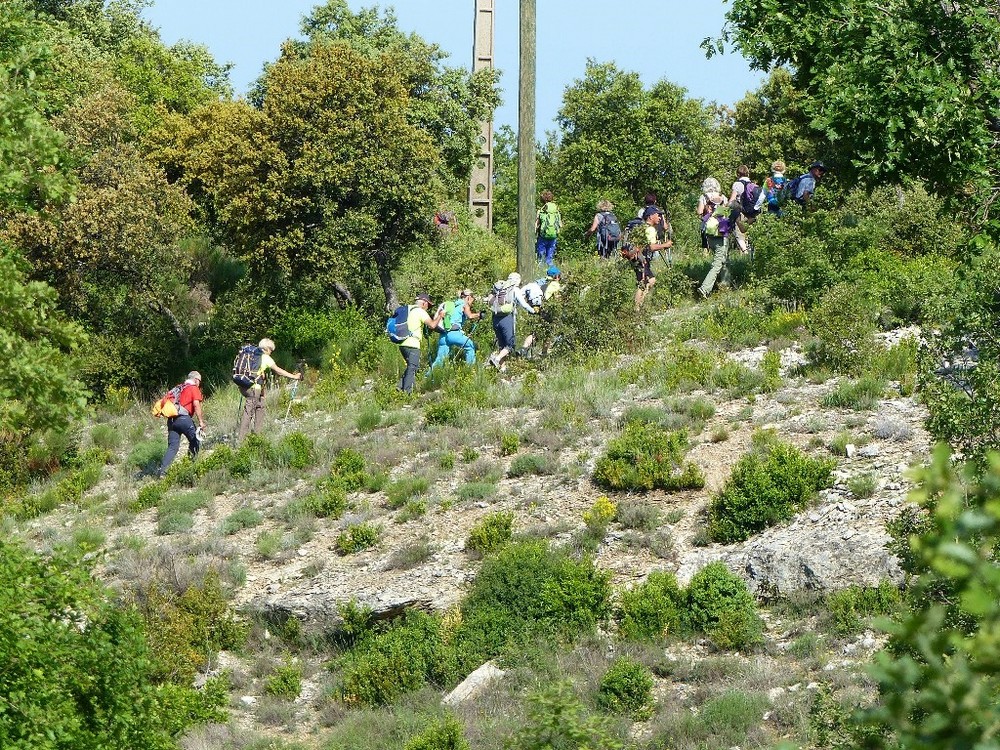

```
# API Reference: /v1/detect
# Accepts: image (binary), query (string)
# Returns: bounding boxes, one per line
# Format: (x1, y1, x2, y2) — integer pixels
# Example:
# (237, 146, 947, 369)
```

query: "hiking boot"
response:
(697, 287, 709, 300)
(488, 353, 500, 369)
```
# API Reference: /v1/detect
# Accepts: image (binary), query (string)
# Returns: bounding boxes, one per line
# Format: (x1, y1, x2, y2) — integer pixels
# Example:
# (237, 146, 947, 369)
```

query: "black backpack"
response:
(232, 344, 264, 388)
(784, 173, 808, 204)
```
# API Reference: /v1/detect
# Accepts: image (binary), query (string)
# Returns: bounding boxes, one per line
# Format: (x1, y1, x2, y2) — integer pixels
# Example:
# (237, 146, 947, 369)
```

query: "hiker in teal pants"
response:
(430, 289, 481, 371)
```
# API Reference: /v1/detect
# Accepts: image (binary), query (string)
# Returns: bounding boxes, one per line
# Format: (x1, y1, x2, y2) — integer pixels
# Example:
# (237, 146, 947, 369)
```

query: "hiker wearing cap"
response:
(429, 289, 480, 372)
(238, 338, 302, 440)
(791, 161, 828, 208)
(158, 371, 205, 477)
(697, 177, 732, 299)
(487, 272, 537, 370)
(543, 266, 562, 301)
(633, 206, 672, 310)
(398, 293, 445, 393)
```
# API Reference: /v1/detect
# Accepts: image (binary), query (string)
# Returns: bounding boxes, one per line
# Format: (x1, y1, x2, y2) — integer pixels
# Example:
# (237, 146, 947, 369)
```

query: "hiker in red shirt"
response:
(158, 371, 206, 477)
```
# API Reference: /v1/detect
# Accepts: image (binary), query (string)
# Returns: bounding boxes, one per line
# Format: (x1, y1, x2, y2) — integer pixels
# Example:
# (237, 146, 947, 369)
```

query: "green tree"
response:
(0, 539, 225, 749)
(864, 445, 1000, 748)
(714, 0, 1000, 220)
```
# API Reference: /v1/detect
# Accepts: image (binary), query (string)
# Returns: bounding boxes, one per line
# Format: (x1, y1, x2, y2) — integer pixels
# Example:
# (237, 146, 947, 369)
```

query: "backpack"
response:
(740, 180, 761, 218)
(385, 305, 412, 344)
(490, 281, 516, 314)
(784, 173, 808, 204)
(537, 203, 560, 240)
(765, 175, 786, 207)
(438, 299, 463, 331)
(232, 344, 264, 388)
(151, 384, 189, 419)
(522, 281, 546, 308)
(619, 218, 648, 262)
(596, 211, 622, 248)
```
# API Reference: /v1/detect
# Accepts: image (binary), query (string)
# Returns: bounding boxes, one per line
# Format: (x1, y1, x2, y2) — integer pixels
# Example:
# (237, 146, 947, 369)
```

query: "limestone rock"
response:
(442, 662, 506, 706)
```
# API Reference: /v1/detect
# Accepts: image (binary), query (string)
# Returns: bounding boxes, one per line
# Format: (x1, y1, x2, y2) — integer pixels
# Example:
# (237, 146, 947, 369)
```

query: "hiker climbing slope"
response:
(234, 338, 301, 441)
(429, 289, 481, 371)
(157, 371, 206, 477)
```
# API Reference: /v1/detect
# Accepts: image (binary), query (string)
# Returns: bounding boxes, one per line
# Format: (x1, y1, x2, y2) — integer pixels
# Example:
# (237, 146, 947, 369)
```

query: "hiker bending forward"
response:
(159, 371, 205, 477)
(398, 293, 445, 393)
(430, 289, 480, 371)
(488, 272, 537, 370)
(238, 338, 301, 440)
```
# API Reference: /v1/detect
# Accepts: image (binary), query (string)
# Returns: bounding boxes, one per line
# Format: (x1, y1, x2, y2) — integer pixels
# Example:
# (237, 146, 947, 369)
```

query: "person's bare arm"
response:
(271, 365, 301, 380)
(193, 399, 205, 428)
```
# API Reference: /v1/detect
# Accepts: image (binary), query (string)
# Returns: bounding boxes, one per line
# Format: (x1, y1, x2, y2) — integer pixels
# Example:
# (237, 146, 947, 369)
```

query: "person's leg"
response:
(699, 238, 728, 297)
(400, 346, 421, 393)
(492, 314, 515, 367)
(237, 385, 255, 440)
(175, 415, 200, 459)
(429, 335, 450, 371)
(159, 421, 182, 476)
(546, 238, 557, 265)
(535, 236, 545, 263)
(447, 331, 476, 365)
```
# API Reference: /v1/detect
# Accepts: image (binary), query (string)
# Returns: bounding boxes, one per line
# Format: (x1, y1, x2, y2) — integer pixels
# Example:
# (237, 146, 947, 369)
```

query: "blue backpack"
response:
(385, 305, 411, 344)
(597, 211, 622, 247)
(765, 175, 786, 207)
(232, 345, 264, 388)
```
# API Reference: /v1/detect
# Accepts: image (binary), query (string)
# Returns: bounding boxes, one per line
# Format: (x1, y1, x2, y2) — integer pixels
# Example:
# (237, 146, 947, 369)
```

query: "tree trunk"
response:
(330, 281, 354, 307)
(149, 300, 189, 357)
(374, 249, 397, 313)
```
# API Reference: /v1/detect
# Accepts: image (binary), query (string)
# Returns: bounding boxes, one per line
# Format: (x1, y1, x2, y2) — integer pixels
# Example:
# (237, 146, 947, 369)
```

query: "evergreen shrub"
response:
(275, 432, 315, 469)
(597, 657, 654, 720)
(466, 511, 514, 557)
(827, 581, 900, 635)
(593, 422, 704, 492)
(335, 522, 382, 555)
(685, 562, 763, 650)
(403, 715, 469, 750)
(617, 571, 685, 640)
(707, 440, 833, 543)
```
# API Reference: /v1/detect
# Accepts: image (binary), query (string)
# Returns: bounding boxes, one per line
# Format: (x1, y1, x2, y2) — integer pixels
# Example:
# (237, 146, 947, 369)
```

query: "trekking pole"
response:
(284, 362, 305, 420)
(233, 394, 244, 442)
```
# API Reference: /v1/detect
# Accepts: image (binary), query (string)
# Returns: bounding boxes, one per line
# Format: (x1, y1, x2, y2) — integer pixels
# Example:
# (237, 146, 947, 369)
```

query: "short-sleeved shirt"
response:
(402, 306, 433, 349)
(732, 179, 747, 197)
(544, 279, 561, 300)
(176, 383, 203, 415)
(795, 174, 817, 200)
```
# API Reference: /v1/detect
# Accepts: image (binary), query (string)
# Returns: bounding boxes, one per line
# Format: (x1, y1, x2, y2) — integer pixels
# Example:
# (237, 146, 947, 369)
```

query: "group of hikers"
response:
(154, 162, 826, 475)
(389, 265, 564, 393)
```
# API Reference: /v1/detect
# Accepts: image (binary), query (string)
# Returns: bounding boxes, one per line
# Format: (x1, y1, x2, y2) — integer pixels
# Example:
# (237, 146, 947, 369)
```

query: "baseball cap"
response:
(415, 292, 432, 304)
(642, 205, 662, 220)
(187, 371, 202, 382)
(809, 160, 828, 172)
(546, 266, 560, 277)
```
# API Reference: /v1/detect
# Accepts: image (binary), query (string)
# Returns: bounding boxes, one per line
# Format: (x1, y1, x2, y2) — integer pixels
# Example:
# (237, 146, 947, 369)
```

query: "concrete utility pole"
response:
(469, 0, 494, 230)
(516, 0, 536, 276)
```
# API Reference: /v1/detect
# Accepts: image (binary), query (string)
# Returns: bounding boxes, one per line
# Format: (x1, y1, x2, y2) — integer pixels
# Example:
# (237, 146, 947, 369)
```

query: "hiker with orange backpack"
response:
(156, 371, 206, 477)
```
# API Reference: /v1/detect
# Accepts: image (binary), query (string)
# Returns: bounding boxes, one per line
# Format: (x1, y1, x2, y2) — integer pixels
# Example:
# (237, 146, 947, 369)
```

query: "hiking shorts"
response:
(633, 258, 654, 289)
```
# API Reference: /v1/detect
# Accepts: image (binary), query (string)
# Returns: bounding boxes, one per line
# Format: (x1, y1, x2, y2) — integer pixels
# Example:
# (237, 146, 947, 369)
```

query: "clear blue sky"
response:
(142, 1, 764, 135)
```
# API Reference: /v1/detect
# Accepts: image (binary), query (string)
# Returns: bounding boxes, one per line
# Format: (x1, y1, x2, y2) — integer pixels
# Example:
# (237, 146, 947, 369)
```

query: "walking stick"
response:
(284, 362, 305, 420)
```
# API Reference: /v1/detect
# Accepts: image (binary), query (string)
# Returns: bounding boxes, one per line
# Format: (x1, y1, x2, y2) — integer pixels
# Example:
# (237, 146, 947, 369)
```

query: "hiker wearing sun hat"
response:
(158, 370, 206, 477)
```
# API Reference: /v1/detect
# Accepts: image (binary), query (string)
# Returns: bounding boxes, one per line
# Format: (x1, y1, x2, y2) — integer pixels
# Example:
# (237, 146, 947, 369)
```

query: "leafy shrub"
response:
(425, 400, 464, 426)
(386, 477, 430, 509)
(507, 453, 555, 478)
(331, 448, 369, 491)
(615, 500, 661, 532)
(0, 541, 227, 747)
(275, 432, 315, 469)
(597, 657, 654, 720)
(128, 439, 165, 472)
(583, 495, 617, 534)
(455, 540, 611, 673)
(396, 499, 427, 522)
(593, 422, 704, 492)
(707, 440, 834, 543)
(827, 581, 901, 635)
(265, 658, 303, 699)
(616, 571, 684, 640)
(461, 446, 478, 463)
(466, 511, 514, 557)
(510, 681, 624, 750)
(808, 282, 880, 374)
(338, 611, 454, 707)
(499, 432, 520, 456)
(685, 562, 763, 650)
(403, 715, 469, 750)
(335, 522, 382, 555)
(222, 506, 264, 535)
(300, 481, 349, 519)
(129, 480, 167, 512)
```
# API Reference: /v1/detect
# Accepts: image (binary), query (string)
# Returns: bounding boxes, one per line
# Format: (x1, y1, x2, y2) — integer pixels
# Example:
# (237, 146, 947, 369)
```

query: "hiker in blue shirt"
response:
(429, 289, 480, 371)
(792, 161, 828, 209)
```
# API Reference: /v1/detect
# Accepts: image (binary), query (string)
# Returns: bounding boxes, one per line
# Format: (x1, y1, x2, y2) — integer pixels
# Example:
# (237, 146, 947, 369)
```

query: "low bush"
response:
(403, 714, 469, 750)
(386, 537, 435, 570)
(330, 448, 370, 491)
(499, 432, 520, 456)
(685, 563, 763, 650)
(129, 480, 167, 513)
(425, 400, 464, 426)
(466, 511, 515, 557)
(592, 422, 704, 492)
(827, 581, 901, 635)
(615, 500, 662, 532)
(337, 611, 455, 707)
(597, 657, 655, 720)
(616, 571, 685, 640)
(510, 681, 625, 750)
(299, 481, 349, 519)
(275, 432, 316, 469)
(583, 495, 617, 535)
(507, 453, 554, 478)
(335, 522, 382, 555)
(808, 282, 880, 375)
(456, 481, 497, 502)
(264, 657, 303, 699)
(222, 506, 264, 535)
(707, 440, 834, 543)
(848, 473, 878, 499)
(386, 477, 430, 509)
(821, 376, 886, 411)
(454, 540, 610, 674)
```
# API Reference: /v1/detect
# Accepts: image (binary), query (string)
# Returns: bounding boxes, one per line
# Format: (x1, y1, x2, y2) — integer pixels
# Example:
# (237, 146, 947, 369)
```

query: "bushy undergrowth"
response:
(465, 511, 514, 557)
(593, 422, 704, 492)
(597, 657, 655, 720)
(686, 563, 764, 650)
(708, 437, 834, 543)
(403, 714, 470, 750)
(827, 581, 901, 635)
(616, 571, 685, 640)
